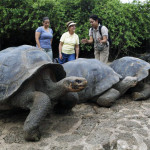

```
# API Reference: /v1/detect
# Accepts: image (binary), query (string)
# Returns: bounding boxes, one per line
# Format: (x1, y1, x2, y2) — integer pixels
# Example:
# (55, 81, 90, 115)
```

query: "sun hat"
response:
(66, 21, 76, 28)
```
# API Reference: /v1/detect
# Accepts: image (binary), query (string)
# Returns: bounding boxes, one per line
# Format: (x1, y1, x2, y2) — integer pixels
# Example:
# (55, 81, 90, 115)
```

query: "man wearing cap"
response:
(58, 21, 79, 64)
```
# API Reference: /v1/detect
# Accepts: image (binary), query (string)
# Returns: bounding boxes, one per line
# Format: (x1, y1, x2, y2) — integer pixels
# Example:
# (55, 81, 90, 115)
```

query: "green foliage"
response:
(54, 0, 95, 51)
(0, 0, 149, 57)
(0, 0, 57, 38)
(92, 0, 150, 56)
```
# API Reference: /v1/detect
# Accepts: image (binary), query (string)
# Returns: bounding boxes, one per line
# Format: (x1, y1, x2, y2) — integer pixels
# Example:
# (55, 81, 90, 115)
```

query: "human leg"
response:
(100, 46, 109, 63)
(94, 50, 100, 61)
(68, 53, 75, 62)
(58, 53, 68, 64)
(46, 49, 53, 61)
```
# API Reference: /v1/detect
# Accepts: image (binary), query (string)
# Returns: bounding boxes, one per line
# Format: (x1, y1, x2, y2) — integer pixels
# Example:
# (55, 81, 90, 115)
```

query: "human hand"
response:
(98, 38, 102, 43)
(59, 53, 63, 60)
(39, 47, 44, 50)
(81, 39, 88, 44)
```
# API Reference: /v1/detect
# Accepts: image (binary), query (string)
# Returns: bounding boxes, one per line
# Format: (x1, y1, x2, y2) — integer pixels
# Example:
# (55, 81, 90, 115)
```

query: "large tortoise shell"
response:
(110, 56, 150, 82)
(0, 45, 66, 101)
(63, 58, 121, 102)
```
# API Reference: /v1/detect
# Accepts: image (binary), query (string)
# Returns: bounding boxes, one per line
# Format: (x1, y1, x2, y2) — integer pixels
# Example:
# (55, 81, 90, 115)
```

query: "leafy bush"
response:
(0, 0, 149, 59)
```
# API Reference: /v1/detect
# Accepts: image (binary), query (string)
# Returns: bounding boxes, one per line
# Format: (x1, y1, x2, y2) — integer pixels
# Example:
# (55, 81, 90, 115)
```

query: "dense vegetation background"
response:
(0, 0, 150, 60)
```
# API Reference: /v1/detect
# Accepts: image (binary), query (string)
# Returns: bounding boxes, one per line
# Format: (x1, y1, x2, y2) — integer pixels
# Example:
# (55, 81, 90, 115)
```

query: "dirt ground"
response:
(0, 95, 150, 150)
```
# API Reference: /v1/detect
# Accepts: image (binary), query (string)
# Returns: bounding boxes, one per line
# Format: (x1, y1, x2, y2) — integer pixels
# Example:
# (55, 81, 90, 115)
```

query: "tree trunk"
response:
(146, 39, 150, 53)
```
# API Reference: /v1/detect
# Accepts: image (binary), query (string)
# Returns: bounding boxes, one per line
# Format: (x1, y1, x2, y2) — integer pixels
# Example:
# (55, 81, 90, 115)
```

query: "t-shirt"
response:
(60, 32, 79, 54)
(89, 25, 109, 49)
(36, 26, 53, 49)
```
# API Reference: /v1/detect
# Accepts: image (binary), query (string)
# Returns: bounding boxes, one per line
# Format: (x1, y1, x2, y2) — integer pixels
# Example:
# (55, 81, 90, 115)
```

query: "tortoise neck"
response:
(46, 79, 68, 100)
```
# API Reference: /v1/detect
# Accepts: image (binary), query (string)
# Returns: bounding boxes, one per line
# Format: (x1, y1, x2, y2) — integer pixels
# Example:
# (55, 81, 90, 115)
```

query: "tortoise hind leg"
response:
(132, 83, 150, 101)
(54, 92, 78, 114)
(11, 91, 51, 141)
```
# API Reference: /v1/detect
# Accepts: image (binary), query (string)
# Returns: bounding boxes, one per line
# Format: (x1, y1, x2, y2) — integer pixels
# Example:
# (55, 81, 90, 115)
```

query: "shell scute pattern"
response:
(110, 57, 150, 82)
(0, 45, 65, 102)
(63, 58, 121, 101)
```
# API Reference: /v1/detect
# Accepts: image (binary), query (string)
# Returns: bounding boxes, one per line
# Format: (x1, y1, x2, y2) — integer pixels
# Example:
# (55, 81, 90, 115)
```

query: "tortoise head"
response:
(63, 76, 87, 92)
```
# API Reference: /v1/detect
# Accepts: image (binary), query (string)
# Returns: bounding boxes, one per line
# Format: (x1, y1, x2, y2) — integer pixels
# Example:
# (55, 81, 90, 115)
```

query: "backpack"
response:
(91, 25, 112, 45)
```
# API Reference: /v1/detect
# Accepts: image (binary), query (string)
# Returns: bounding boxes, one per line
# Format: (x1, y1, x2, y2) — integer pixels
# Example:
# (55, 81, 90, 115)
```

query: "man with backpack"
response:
(81, 15, 110, 63)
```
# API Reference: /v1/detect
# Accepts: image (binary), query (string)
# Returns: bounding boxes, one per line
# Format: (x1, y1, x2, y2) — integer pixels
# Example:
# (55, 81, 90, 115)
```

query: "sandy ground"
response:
(0, 95, 150, 150)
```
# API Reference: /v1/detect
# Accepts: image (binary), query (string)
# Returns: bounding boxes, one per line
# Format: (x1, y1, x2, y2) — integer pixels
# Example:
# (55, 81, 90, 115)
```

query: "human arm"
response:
(50, 29, 53, 47)
(75, 44, 79, 59)
(81, 36, 93, 44)
(50, 38, 53, 46)
(81, 28, 94, 44)
(35, 32, 42, 49)
(99, 26, 108, 44)
(59, 42, 63, 60)
(99, 36, 107, 44)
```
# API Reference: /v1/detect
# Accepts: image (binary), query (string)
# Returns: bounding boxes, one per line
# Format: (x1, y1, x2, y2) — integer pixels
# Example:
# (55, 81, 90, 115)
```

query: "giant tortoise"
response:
(110, 56, 150, 100)
(61, 58, 137, 107)
(0, 45, 87, 141)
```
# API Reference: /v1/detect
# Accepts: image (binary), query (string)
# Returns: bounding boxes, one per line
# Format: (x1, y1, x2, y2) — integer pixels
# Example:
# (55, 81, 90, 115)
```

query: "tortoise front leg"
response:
(24, 91, 51, 141)
(96, 88, 120, 107)
(12, 91, 51, 141)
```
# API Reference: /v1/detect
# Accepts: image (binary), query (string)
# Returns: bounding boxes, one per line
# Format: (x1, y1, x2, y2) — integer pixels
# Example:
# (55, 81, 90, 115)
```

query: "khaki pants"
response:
(94, 46, 109, 63)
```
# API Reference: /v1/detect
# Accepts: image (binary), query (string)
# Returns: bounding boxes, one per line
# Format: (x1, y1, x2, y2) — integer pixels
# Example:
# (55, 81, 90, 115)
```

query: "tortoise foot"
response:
(97, 99, 114, 108)
(132, 92, 144, 101)
(24, 129, 41, 141)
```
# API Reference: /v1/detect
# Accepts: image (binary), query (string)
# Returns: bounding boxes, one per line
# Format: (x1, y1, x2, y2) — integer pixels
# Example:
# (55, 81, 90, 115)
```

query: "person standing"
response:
(58, 21, 79, 64)
(81, 15, 109, 63)
(35, 17, 53, 61)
